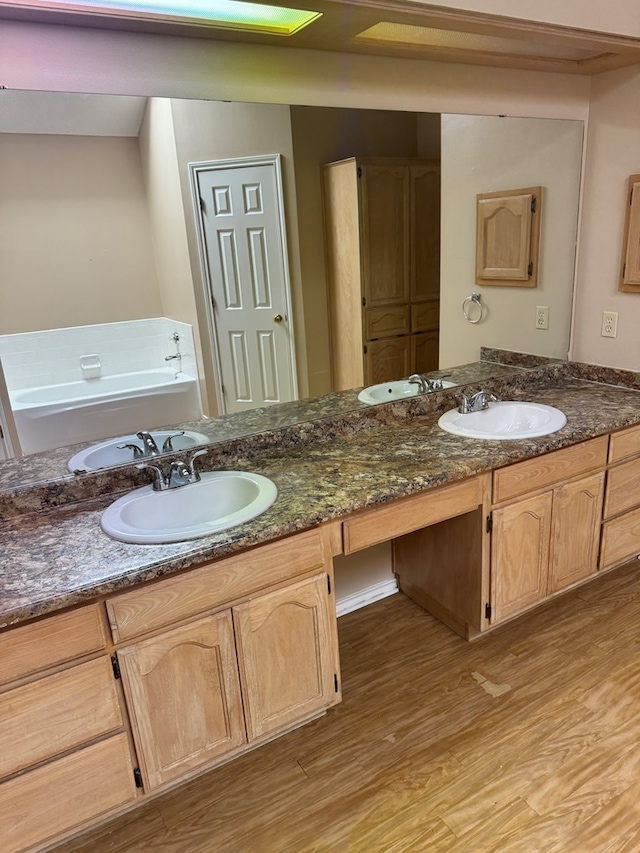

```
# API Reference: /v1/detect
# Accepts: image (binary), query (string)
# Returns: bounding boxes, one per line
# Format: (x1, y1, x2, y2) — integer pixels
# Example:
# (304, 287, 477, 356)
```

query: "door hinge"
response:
(485, 602, 492, 620)
(327, 574, 332, 595)
(486, 514, 493, 534)
(528, 261, 534, 277)
(623, 263, 626, 277)
(362, 296, 366, 307)
(363, 345, 368, 355)
(531, 196, 537, 214)
(0, 424, 4, 440)
(199, 196, 205, 213)
(357, 166, 362, 178)
(133, 768, 143, 789)
(220, 384, 225, 396)
(630, 187, 634, 206)
(334, 673, 339, 693)
(111, 654, 121, 680)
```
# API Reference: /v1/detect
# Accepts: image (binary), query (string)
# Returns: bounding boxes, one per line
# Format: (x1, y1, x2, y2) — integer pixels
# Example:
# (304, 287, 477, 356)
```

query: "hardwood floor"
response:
(55, 561, 640, 852)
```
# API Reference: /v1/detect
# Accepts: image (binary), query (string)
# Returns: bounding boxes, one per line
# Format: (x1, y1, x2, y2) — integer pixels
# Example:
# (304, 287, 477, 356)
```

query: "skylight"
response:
(1, 0, 322, 34)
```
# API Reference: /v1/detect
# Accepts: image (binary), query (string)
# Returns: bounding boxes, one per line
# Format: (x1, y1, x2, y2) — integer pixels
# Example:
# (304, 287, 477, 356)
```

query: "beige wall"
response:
(289, 106, 424, 397)
(571, 65, 640, 369)
(440, 115, 584, 367)
(0, 133, 161, 334)
(1, 21, 589, 120)
(138, 99, 209, 412)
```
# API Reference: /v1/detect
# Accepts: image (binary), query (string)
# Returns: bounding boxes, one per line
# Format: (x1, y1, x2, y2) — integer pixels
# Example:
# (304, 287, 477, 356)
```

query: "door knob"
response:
(273, 314, 283, 324)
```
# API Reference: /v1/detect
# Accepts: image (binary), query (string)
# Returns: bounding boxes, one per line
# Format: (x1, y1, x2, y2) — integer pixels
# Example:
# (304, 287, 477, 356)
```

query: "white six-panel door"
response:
(191, 156, 298, 414)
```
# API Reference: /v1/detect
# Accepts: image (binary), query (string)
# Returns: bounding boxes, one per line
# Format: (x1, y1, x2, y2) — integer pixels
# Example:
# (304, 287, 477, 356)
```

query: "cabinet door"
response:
(234, 574, 336, 740)
(365, 336, 411, 385)
(411, 162, 440, 302)
(360, 164, 411, 306)
(118, 612, 246, 790)
(492, 492, 552, 623)
(411, 330, 439, 374)
(548, 473, 604, 594)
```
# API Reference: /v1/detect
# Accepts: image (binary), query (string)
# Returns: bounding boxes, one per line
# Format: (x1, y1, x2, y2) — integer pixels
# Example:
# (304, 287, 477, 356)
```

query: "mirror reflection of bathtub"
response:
(10, 368, 201, 455)
(0, 317, 203, 455)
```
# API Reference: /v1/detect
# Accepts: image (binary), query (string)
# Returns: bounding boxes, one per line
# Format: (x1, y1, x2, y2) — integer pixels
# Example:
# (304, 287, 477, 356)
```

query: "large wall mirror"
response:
(0, 88, 584, 484)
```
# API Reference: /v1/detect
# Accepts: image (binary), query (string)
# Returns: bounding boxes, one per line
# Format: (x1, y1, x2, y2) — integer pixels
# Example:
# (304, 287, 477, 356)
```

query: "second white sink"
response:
(101, 471, 278, 544)
(438, 401, 567, 440)
(358, 378, 456, 405)
(68, 429, 211, 472)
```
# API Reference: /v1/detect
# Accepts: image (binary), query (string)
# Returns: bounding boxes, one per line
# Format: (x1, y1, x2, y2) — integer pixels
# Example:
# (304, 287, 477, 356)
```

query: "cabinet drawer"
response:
(604, 456, 640, 518)
(609, 424, 640, 463)
(493, 437, 608, 504)
(0, 604, 106, 687)
(0, 733, 136, 853)
(600, 506, 640, 570)
(411, 299, 439, 333)
(0, 656, 122, 779)
(107, 529, 328, 643)
(364, 306, 411, 340)
(343, 475, 486, 554)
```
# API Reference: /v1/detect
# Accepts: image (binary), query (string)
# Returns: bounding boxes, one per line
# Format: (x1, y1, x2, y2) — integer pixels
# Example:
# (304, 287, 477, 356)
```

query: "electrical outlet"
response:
(602, 311, 618, 338)
(536, 305, 549, 330)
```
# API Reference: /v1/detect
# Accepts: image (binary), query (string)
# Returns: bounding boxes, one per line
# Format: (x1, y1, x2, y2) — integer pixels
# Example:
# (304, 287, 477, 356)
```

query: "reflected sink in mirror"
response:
(101, 470, 278, 544)
(358, 378, 457, 406)
(68, 430, 211, 472)
(438, 401, 567, 440)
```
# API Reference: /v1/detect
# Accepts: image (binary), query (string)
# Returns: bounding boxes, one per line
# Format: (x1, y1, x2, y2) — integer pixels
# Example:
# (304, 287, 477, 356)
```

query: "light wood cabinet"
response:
(601, 425, 640, 569)
(322, 157, 441, 390)
(619, 174, 640, 291)
(111, 528, 339, 794)
(492, 468, 604, 623)
(235, 574, 336, 740)
(548, 473, 604, 594)
(0, 603, 136, 853)
(475, 186, 541, 288)
(492, 492, 552, 622)
(0, 734, 136, 853)
(118, 611, 246, 790)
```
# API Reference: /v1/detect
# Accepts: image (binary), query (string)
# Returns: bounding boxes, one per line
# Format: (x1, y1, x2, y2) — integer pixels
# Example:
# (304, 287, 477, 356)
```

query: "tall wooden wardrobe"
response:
(322, 157, 441, 391)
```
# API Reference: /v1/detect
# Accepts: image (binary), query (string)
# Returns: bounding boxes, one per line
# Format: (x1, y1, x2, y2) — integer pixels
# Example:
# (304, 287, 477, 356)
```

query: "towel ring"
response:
(462, 292, 483, 324)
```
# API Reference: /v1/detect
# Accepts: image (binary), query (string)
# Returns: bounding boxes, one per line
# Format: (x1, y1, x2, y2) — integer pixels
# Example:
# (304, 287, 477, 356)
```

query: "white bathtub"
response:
(10, 369, 202, 455)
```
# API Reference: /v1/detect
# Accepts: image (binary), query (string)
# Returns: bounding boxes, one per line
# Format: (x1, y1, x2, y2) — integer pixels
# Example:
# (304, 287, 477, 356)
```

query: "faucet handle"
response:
(455, 391, 473, 414)
(116, 442, 144, 459)
(161, 431, 185, 453)
(188, 448, 208, 480)
(136, 431, 160, 456)
(136, 462, 167, 491)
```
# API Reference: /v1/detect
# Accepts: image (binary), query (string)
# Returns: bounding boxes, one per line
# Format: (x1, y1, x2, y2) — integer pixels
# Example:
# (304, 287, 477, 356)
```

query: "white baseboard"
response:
(336, 578, 399, 617)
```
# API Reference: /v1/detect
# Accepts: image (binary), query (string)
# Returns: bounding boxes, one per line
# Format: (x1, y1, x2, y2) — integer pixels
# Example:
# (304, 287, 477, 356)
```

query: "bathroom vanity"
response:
(3, 357, 640, 852)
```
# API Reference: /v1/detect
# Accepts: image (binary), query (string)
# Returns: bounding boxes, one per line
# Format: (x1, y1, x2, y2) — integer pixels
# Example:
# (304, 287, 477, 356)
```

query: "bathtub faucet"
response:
(165, 332, 182, 373)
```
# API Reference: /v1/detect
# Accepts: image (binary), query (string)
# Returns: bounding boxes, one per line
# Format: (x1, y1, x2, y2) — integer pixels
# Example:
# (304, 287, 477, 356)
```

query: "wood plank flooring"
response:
(54, 560, 640, 852)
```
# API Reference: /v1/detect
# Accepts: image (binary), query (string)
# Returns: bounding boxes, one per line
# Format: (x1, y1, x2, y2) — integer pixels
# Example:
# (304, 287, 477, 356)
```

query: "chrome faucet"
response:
(408, 373, 431, 393)
(456, 389, 501, 414)
(165, 332, 182, 373)
(137, 449, 208, 491)
(136, 431, 160, 456)
(408, 373, 451, 394)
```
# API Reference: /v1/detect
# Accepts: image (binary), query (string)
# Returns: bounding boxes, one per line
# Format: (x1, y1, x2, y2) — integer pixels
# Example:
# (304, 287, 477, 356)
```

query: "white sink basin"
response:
(101, 471, 277, 544)
(438, 401, 567, 440)
(358, 378, 456, 406)
(68, 430, 211, 472)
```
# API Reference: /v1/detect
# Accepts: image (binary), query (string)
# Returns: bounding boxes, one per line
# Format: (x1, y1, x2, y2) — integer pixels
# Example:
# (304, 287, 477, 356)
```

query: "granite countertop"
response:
(2, 363, 640, 630)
